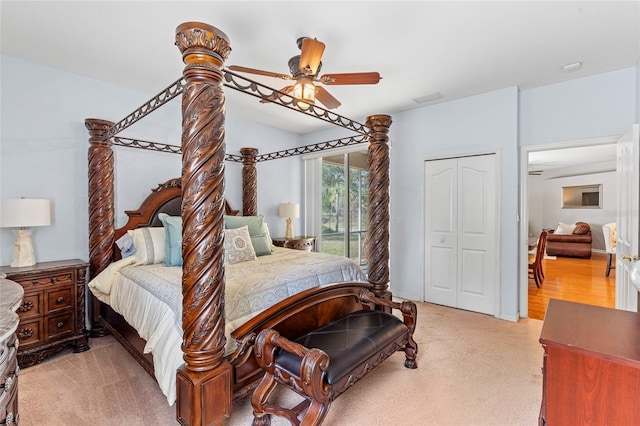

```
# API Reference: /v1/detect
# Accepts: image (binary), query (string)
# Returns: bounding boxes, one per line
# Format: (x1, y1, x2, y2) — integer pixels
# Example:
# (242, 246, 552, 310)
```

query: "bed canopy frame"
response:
(86, 22, 391, 425)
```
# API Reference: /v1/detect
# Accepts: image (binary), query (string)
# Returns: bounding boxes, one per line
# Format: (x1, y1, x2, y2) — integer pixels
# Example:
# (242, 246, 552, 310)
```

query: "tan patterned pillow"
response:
(224, 225, 257, 265)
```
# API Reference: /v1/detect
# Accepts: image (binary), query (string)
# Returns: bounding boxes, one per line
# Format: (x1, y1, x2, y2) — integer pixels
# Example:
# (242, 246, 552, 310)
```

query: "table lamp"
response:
(278, 202, 300, 239)
(0, 198, 51, 267)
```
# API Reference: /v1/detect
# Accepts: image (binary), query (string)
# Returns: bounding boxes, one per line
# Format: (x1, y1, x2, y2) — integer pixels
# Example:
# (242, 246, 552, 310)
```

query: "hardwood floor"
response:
(528, 252, 615, 320)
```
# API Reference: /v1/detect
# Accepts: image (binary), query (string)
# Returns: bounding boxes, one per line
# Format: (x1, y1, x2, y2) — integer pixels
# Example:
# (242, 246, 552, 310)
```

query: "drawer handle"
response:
(57, 321, 64, 328)
(17, 328, 34, 340)
(56, 296, 64, 303)
(18, 301, 34, 312)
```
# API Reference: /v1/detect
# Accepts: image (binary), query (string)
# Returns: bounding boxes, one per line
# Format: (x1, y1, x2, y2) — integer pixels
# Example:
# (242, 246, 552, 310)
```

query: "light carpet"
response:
(19, 302, 544, 425)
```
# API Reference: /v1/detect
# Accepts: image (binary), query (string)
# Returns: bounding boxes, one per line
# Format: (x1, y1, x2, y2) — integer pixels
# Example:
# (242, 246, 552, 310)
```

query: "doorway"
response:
(520, 136, 620, 318)
(424, 153, 498, 316)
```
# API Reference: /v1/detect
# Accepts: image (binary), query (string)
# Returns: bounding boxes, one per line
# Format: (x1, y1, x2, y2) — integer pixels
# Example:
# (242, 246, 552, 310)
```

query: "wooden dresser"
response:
(0, 277, 23, 424)
(539, 299, 640, 425)
(0, 259, 90, 368)
(272, 236, 316, 252)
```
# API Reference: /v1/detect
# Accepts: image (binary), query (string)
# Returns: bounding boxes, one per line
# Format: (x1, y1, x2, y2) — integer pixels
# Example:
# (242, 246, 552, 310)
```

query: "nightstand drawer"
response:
(16, 319, 42, 347)
(12, 270, 75, 289)
(17, 292, 42, 320)
(46, 287, 73, 314)
(46, 313, 74, 340)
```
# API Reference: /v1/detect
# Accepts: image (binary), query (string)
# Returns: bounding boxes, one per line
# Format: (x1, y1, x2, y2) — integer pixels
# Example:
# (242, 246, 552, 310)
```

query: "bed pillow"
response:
(115, 233, 136, 258)
(224, 215, 264, 236)
(158, 213, 183, 266)
(224, 215, 272, 256)
(127, 227, 166, 265)
(224, 225, 257, 265)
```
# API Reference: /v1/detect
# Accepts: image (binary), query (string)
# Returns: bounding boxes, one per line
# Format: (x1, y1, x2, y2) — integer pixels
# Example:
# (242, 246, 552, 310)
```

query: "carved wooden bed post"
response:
(365, 114, 392, 300)
(85, 118, 115, 336)
(175, 22, 232, 426)
(240, 147, 258, 216)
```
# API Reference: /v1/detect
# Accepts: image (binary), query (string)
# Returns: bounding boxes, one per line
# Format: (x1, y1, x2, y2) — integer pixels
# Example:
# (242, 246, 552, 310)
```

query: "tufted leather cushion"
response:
(276, 310, 407, 385)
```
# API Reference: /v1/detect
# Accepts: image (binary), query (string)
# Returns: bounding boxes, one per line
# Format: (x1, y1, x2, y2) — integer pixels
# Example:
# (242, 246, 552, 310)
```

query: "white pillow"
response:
(128, 227, 166, 265)
(224, 225, 257, 265)
(554, 223, 576, 235)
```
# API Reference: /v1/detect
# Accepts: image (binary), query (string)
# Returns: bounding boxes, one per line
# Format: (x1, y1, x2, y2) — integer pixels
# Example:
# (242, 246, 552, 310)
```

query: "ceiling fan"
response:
(228, 37, 381, 110)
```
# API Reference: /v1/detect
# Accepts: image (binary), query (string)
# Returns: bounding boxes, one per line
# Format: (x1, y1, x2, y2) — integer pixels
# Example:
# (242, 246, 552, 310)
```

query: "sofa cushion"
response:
(573, 222, 591, 235)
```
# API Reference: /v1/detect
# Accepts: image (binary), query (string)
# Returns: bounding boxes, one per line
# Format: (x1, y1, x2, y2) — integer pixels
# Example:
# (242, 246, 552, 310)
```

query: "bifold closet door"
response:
(424, 154, 496, 315)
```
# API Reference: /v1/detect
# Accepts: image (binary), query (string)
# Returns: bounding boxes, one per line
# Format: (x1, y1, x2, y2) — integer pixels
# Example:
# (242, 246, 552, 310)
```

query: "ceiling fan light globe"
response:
(293, 80, 316, 109)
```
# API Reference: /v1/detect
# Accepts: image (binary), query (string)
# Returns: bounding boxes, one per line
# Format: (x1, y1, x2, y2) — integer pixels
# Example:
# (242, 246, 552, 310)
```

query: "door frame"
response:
(423, 149, 501, 317)
(519, 135, 620, 317)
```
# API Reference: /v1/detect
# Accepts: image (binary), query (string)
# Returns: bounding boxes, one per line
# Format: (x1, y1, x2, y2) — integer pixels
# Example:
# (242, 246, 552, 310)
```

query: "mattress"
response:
(88, 247, 366, 405)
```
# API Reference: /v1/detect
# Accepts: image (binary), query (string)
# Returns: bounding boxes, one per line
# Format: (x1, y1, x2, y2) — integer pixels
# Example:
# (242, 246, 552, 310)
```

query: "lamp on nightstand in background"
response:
(278, 202, 300, 239)
(0, 198, 51, 267)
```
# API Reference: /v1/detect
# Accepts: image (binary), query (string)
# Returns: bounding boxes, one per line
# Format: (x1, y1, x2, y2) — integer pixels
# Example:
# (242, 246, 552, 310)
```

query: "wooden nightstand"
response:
(272, 236, 316, 252)
(0, 259, 90, 368)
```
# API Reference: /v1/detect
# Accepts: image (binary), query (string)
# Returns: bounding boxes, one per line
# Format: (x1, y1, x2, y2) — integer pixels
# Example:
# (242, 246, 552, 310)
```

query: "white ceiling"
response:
(1, 1, 639, 136)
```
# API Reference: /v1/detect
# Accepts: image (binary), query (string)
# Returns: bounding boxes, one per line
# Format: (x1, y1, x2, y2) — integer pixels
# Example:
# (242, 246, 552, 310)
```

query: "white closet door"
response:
(424, 154, 497, 315)
(424, 158, 458, 307)
(457, 155, 496, 315)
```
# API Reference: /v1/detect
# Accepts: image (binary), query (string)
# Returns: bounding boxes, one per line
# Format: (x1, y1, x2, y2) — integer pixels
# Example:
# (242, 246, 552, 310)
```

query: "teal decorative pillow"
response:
(224, 215, 272, 256)
(224, 215, 264, 236)
(158, 213, 183, 266)
(224, 226, 257, 265)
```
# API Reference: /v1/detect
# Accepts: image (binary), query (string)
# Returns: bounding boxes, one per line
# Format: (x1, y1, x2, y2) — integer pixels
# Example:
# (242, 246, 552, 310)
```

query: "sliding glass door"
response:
(321, 150, 368, 267)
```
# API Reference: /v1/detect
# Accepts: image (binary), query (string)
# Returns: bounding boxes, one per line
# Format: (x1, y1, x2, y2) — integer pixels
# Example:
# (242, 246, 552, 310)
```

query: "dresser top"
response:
(540, 299, 640, 365)
(0, 279, 24, 311)
(0, 259, 88, 275)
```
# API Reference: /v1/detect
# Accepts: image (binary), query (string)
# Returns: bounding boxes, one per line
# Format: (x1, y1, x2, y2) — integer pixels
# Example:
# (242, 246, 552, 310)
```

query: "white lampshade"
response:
(278, 203, 300, 219)
(1, 198, 51, 228)
(1, 198, 51, 267)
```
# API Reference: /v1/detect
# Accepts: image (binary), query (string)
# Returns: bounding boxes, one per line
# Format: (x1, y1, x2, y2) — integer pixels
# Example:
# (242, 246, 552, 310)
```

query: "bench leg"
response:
(302, 399, 331, 426)
(252, 373, 277, 426)
(404, 335, 419, 369)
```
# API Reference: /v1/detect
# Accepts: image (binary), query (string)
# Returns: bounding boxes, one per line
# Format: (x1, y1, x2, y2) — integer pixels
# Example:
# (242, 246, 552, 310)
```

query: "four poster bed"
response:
(86, 22, 395, 425)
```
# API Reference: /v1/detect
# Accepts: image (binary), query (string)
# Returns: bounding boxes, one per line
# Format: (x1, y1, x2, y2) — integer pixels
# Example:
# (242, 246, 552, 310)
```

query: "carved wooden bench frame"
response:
(251, 289, 418, 425)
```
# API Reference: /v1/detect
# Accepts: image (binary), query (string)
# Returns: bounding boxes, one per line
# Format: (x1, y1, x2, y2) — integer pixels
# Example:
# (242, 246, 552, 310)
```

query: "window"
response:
(321, 151, 368, 266)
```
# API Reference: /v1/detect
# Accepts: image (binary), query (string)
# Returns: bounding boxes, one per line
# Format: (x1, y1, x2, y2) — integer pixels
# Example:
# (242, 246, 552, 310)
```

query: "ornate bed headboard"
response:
(112, 177, 239, 259)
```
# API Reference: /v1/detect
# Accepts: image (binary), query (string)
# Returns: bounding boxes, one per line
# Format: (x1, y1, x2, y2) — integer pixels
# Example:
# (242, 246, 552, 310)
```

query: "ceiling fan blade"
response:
(299, 38, 326, 75)
(315, 86, 341, 109)
(319, 72, 381, 85)
(228, 65, 292, 80)
(260, 85, 295, 103)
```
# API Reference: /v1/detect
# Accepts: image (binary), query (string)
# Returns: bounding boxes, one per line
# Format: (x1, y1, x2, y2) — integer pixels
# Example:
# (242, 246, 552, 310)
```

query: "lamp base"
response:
(11, 229, 36, 267)
(285, 218, 295, 239)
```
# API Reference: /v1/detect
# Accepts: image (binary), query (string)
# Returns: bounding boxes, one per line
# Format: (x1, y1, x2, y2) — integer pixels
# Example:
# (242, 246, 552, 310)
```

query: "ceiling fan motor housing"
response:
(289, 55, 321, 78)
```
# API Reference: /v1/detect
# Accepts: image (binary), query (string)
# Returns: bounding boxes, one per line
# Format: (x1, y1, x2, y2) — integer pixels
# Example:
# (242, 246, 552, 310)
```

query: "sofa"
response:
(546, 222, 592, 258)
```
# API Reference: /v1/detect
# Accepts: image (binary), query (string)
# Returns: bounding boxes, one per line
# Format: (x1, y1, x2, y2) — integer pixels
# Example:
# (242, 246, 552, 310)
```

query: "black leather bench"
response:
(251, 290, 418, 426)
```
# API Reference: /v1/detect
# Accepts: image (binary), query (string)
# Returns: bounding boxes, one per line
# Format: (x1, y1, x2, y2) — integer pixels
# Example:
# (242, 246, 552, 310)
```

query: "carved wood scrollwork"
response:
(86, 118, 116, 280)
(241, 147, 258, 216)
(365, 114, 392, 298)
(176, 22, 230, 373)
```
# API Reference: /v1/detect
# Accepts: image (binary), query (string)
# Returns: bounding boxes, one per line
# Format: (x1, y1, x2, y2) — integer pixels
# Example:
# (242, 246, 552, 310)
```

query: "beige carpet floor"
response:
(19, 302, 544, 425)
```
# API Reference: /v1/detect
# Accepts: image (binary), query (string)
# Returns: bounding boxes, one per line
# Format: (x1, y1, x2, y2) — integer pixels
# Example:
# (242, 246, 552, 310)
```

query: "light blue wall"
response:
(389, 88, 519, 320)
(519, 67, 637, 146)
(0, 55, 302, 266)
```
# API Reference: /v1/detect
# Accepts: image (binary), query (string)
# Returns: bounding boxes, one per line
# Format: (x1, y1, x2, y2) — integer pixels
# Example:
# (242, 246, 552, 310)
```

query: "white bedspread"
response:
(88, 247, 366, 405)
